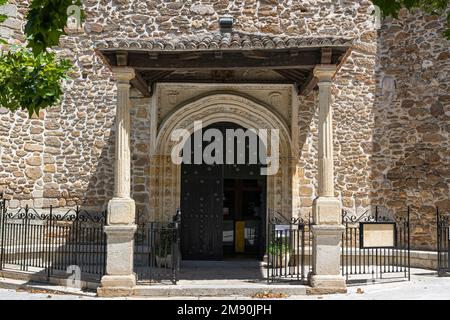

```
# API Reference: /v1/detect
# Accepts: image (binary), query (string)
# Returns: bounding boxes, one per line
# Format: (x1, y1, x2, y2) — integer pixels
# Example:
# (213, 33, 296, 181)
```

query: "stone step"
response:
(133, 284, 307, 297)
(0, 277, 96, 297)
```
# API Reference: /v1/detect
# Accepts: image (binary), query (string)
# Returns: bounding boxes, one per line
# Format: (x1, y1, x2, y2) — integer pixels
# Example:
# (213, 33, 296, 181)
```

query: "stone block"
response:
(108, 198, 136, 225)
(0, 4, 17, 17)
(26, 156, 42, 166)
(99, 225, 137, 295)
(312, 197, 341, 225)
(25, 167, 42, 180)
(24, 143, 43, 152)
(309, 225, 346, 290)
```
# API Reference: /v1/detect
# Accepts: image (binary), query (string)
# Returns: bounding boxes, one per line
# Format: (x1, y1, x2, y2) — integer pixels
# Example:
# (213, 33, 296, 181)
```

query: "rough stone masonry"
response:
(0, 1, 448, 250)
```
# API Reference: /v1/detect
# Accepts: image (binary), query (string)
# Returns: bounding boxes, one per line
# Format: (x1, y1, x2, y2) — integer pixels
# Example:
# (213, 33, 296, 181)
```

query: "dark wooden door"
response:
(180, 163, 223, 260)
(179, 122, 267, 261)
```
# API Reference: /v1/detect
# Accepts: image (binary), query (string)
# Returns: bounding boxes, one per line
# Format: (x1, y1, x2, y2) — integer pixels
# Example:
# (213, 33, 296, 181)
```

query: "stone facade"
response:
(371, 9, 450, 249)
(0, 1, 448, 250)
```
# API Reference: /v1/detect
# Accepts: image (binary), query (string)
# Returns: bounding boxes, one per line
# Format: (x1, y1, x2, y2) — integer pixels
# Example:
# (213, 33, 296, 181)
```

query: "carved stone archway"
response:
(150, 92, 296, 222)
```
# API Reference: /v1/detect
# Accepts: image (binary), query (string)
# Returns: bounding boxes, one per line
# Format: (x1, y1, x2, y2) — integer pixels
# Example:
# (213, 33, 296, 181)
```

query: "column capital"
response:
(313, 65, 337, 83)
(112, 67, 135, 82)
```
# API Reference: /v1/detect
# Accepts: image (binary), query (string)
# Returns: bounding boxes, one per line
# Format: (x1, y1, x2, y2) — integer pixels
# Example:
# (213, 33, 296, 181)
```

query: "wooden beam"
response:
(289, 50, 299, 57)
(116, 51, 128, 66)
(130, 72, 151, 97)
(148, 52, 159, 60)
(273, 69, 309, 87)
(298, 71, 317, 96)
(126, 51, 320, 70)
(321, 47, 332, 64)
(242, 50, 271, 59)
(179, 53, 202, 60)
(141, 70, 174, 83)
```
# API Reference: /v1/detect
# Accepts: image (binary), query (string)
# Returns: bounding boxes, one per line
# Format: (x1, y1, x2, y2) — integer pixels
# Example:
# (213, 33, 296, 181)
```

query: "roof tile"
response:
(95, 32, 353, 51)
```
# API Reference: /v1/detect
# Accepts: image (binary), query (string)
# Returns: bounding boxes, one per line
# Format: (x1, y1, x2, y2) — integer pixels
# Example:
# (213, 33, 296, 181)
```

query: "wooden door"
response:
(180, 163, 223, 260)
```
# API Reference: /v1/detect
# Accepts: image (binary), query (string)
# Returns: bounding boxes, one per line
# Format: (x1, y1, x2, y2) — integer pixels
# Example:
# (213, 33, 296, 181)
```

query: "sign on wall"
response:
(360, 222, 396, 249)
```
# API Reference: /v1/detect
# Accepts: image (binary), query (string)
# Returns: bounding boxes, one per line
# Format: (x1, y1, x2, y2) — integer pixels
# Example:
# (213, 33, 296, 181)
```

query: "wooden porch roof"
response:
(95, 32, 353, 97)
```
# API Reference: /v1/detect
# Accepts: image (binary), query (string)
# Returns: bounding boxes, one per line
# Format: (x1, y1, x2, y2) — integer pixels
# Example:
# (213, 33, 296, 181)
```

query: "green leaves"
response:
(0, 48, 71, 117)
(0, 0, 9, 43)
(25, 0, 83, 55)
(0, 0, 76, 116)
(374, 0, 450, 40)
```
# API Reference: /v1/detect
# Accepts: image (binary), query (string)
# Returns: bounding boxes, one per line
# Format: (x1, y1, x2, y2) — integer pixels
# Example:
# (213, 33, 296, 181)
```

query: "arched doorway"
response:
(152, 92, 295, 226)
(180, 122, 267, 261)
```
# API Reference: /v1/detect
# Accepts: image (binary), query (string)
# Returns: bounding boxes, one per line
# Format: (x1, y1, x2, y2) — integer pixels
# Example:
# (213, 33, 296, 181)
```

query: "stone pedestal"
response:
(309, 224, 346, 293)
(98, 225, 137, 297)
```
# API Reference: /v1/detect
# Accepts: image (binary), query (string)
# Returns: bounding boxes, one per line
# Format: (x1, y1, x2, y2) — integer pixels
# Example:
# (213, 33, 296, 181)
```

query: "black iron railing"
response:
(437, 207, 449, 276)
(267, 213, 311, 284)
(0, 198, 106, 281)
(341, 206, 410, 284)
(134, 210, 181, 284)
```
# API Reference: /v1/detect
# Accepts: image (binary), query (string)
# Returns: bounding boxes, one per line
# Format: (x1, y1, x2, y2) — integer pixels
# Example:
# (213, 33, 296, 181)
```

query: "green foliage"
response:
(156, 228, 174, 257)
(0, 47, 71, 117)
(374, 0, 450, 39)
(0, 0, 77, 116)
(0, 0, 8, 44)
(25, 0, 83, 54)
(268, 238, 290, 255)
(0, 0, 7, 19)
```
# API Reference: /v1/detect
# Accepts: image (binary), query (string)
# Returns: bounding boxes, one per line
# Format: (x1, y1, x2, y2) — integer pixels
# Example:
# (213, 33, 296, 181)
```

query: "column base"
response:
(99, 224, 137, 297)
(97, 274, 136, 297)
(308, 274, 347, 294)
(309, 223, 346, 294)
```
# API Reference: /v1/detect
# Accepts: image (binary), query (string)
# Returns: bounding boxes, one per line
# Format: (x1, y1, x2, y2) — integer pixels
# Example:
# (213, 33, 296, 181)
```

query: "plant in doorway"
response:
(267, 239, 291, 268)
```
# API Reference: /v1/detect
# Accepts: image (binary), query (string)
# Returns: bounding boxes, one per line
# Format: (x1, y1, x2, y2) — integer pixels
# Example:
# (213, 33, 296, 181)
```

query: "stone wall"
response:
(0, 1, 448, 249)
(371, 9, 450, 249)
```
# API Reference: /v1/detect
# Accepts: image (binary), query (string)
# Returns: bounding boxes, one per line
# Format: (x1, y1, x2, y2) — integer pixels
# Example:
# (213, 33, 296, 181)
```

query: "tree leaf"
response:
(0, 48, 72, 117)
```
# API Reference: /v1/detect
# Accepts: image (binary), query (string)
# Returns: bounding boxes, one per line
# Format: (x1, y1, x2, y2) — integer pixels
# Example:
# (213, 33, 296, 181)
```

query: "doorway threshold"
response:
(132, 283, 307, 297)
(181, 259, 262, 268)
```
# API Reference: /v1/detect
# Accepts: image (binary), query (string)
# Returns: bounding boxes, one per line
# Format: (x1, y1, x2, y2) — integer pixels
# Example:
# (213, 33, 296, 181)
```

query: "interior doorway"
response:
(223, 178, 265, 258)
(180, 122, 267, 261)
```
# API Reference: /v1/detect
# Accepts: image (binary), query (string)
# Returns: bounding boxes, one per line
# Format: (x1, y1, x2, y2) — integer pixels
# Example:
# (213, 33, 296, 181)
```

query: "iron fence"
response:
(267, 213, 311, 284)
(341, 206, 410, 284)
(134, 211, 181, 284)
(437, 207, 449, 276)
(0, 199, 106, 281)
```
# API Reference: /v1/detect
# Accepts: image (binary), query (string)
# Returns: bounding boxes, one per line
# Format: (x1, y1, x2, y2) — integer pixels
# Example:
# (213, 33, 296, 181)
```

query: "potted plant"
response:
(155, 228, 174, 268)
(267, 238, 290, 268)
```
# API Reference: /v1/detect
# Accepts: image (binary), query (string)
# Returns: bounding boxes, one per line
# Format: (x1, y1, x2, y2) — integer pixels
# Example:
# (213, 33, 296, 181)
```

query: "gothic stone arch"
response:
(150, 91, 297, 223)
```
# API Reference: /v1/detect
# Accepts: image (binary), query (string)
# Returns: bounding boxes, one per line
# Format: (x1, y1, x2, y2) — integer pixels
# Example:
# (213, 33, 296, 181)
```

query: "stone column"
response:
(98, 67, 137, 297)
(309, 65, 346, 292)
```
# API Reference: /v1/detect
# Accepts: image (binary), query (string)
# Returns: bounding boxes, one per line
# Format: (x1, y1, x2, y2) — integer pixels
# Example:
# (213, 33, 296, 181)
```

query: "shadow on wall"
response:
(81, 129, 115, 212)
(82, 94, 152, 219)
(370, 10, 450, 250)
(296, 93, 318, 219)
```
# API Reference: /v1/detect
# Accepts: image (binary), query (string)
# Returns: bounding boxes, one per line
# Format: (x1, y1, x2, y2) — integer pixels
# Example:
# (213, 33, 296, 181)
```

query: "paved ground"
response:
(0, 269, 449, 300)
